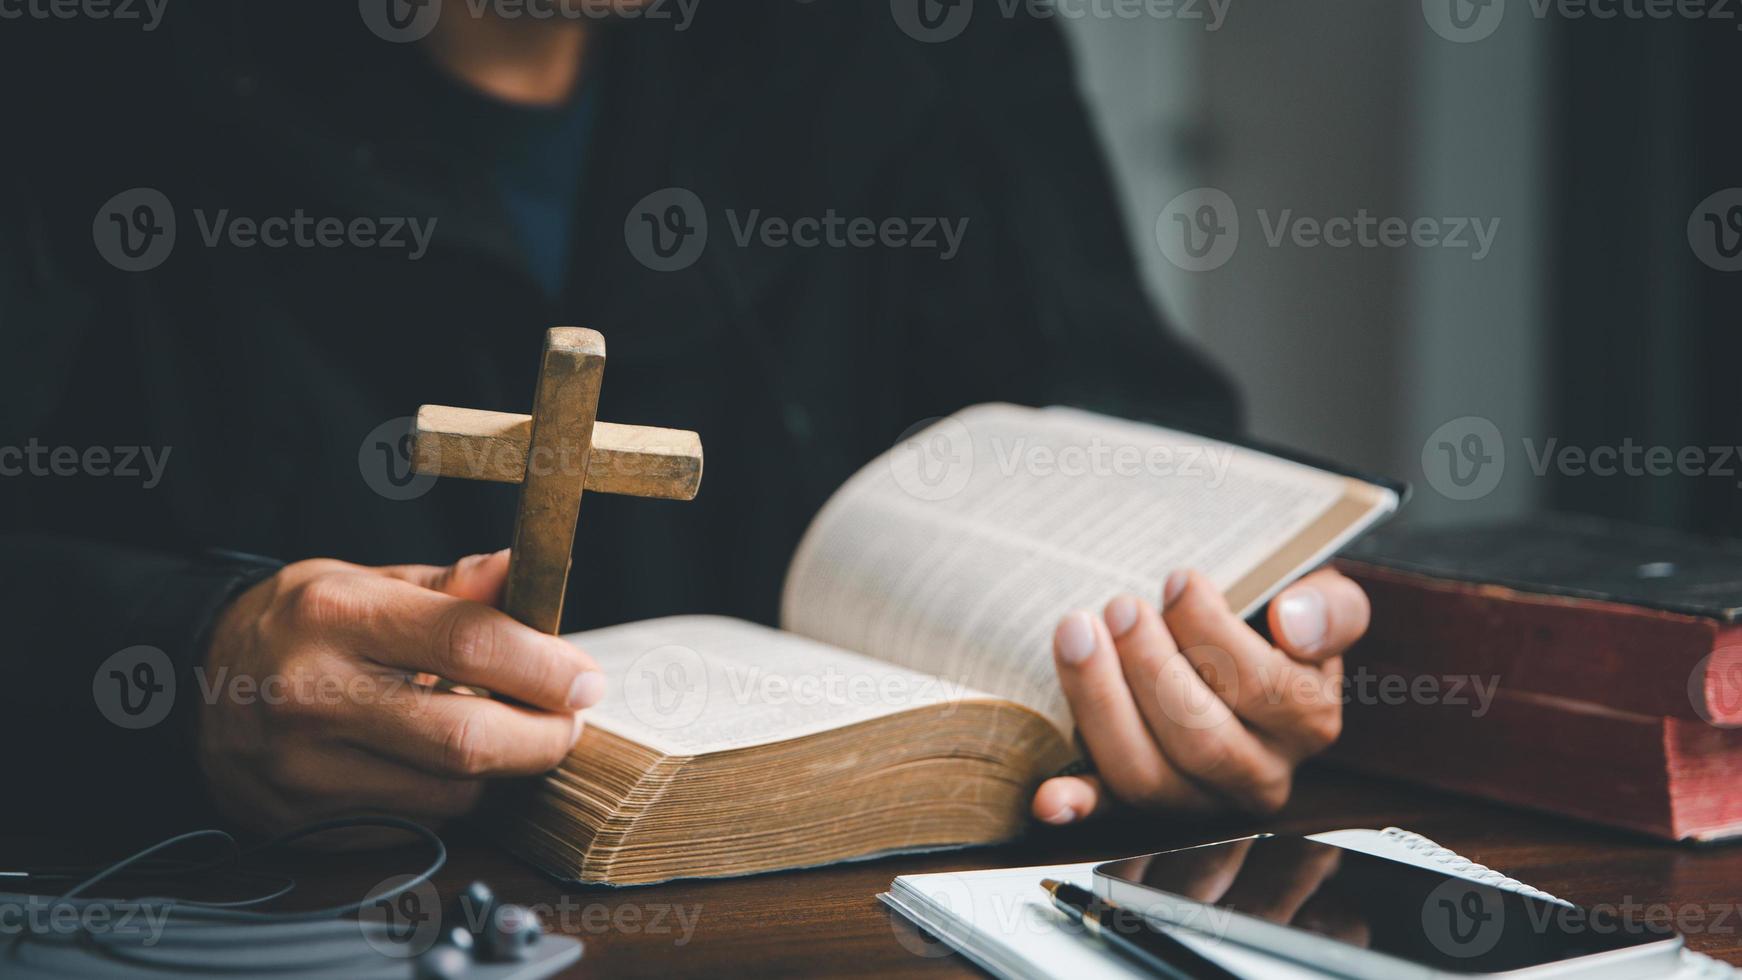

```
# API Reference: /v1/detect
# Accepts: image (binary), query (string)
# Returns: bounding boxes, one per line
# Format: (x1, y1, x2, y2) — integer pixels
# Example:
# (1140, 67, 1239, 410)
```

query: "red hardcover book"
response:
(1330, 515, 1742, 840)
(1330, 680, 1742, 841)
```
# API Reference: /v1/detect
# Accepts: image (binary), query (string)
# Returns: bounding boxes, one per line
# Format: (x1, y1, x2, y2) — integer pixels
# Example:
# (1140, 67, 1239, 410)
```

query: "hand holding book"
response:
(1031, 564, 1370, 825)
(511, 404, 1400, 884)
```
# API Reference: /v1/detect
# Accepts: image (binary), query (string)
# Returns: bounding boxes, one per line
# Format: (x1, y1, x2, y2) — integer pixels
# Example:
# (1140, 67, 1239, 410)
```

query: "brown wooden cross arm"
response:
(409, 327, 703, 634)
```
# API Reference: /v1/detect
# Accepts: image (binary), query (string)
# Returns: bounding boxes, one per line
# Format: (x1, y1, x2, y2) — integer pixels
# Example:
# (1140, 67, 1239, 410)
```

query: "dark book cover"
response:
(1337, 515, 1742, 725)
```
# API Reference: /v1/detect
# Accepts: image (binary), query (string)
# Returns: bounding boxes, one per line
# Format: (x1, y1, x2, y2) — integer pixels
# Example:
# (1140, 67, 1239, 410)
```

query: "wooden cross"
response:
(411, 327, 703, 633)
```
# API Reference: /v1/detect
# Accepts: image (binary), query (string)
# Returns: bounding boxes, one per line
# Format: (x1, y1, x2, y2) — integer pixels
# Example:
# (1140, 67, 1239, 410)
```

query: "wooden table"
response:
(6, 767, 1739, 976)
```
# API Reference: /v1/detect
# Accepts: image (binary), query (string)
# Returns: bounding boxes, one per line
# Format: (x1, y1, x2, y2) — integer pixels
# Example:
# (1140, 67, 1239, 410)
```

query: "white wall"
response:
(1061, 1, 1545, 523)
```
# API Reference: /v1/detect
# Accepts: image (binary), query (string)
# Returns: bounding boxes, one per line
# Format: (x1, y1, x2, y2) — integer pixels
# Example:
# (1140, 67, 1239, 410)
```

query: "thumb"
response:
(1031, 774, 1112, 827)
(379, 549, 512, 605)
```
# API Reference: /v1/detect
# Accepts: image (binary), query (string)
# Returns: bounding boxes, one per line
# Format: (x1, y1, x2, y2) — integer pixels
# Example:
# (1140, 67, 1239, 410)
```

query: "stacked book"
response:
(1332, 515, 1742, 842)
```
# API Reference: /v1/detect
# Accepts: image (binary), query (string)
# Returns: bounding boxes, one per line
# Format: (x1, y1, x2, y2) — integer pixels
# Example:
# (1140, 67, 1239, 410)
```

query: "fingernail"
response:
(1056, 612, 1097, 666)
(1163, 571, 1189, 608)
(1042, 807, 1077, 825)
(1104, 596, 1140, 638)
(1277, 588, 1328, 652)
(568, 671, 608, 710)
(570, 712, 586, 745)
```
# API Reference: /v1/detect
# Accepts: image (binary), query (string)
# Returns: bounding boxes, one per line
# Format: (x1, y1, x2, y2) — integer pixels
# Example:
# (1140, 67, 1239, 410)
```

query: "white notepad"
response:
(880, 828, 1737, 980)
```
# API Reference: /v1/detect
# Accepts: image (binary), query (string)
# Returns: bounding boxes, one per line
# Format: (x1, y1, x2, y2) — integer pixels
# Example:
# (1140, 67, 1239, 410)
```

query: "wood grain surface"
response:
(9, 768, 1734, 977)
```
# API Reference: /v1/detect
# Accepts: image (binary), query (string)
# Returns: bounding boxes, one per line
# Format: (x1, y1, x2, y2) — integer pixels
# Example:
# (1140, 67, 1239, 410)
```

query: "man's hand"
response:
(1032, 567, 1369, 824)
(198, 550, 606, 840)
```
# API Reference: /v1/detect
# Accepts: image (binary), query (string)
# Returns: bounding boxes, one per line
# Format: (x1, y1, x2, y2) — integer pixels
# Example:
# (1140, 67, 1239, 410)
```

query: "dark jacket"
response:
(0, 2, 1239, 838)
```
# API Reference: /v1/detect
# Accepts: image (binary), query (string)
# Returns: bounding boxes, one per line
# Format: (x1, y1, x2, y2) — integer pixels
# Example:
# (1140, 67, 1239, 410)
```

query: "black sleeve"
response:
(894, 11, 1243, 436)
(0, 172, 284, 842)
(0, 535, 281, 841)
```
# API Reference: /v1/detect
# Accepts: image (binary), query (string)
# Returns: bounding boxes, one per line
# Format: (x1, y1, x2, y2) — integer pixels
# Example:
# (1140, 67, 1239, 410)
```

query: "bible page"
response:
(780, 404, 1396, 734)
(566, 615, 997, 757)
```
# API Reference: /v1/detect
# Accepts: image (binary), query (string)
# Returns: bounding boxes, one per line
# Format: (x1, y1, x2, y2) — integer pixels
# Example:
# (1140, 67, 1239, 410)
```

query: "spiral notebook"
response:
(880, 828, 1737, 979)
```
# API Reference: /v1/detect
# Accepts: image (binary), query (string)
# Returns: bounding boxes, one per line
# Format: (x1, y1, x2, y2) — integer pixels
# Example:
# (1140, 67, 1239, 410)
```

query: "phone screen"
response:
(1096, 836, 1678, 975)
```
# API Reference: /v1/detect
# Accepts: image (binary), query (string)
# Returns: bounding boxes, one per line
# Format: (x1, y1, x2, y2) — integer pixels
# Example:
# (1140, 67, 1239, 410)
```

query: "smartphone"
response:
(1093, 835, 1683, 979)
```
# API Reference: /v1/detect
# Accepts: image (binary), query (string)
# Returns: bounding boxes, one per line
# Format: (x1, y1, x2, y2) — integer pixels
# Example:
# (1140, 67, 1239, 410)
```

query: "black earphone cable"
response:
(2, 815, 449, 976)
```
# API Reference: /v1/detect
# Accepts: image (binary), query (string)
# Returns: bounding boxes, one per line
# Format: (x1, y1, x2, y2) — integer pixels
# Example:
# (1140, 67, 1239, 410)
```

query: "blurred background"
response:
(1061, 0, 1740, 535)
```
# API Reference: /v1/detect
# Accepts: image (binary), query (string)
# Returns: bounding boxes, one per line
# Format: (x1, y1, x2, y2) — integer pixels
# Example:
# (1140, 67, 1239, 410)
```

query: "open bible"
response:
(501, 404, 1400, 884)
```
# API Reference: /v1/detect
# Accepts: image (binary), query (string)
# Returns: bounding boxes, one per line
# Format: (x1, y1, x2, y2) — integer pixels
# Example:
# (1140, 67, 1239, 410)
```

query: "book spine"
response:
(1328, 686, 1682, 840)
(1338, 560, 1736, 724)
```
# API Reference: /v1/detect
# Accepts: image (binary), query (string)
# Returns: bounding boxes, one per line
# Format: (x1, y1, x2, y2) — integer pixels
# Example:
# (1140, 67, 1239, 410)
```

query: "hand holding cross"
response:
(411, 327, 703, 634)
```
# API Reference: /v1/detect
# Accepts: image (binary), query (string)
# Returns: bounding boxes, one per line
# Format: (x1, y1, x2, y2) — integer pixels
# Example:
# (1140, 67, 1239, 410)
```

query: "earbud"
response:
(437, 880, 542, 964)
(480, 901, 542, 962)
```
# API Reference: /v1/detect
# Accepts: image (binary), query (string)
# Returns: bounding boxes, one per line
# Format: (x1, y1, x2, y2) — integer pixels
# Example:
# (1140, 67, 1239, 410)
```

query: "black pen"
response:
(1040, 879, 1244, 980)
